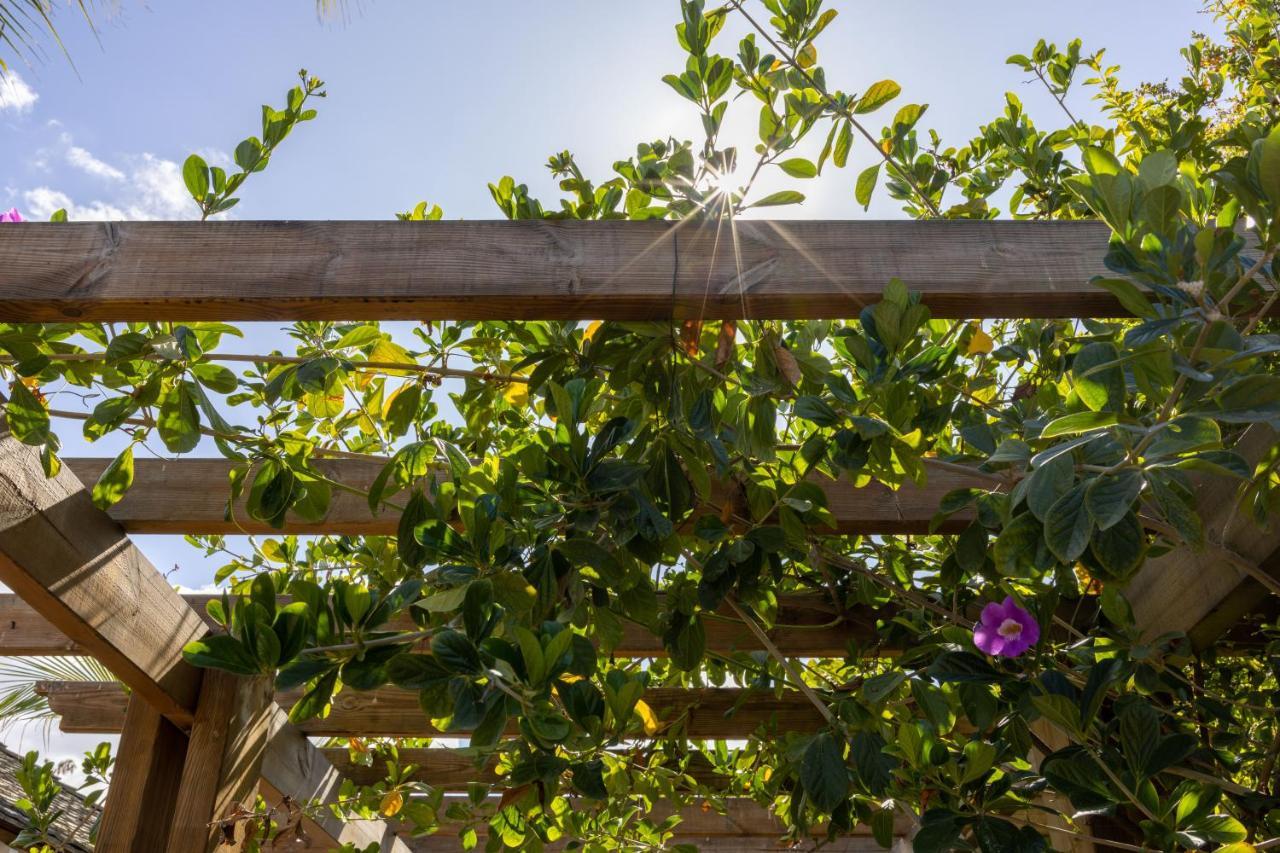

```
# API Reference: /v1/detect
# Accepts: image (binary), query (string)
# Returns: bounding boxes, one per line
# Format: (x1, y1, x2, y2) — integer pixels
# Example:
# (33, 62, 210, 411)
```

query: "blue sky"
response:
(0, 0, 1219, 766)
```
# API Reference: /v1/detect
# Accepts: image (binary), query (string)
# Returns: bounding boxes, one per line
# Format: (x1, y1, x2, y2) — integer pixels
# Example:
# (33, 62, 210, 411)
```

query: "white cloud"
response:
(66, 145, 125, 181)
(24, 152, 196, 221)
(0, 71, 38, 114)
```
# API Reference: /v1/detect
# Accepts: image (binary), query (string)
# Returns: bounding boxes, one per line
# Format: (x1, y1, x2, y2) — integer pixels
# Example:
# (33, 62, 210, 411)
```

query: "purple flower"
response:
(973, 596, 1040, 658)
(0, 208, 22, 223)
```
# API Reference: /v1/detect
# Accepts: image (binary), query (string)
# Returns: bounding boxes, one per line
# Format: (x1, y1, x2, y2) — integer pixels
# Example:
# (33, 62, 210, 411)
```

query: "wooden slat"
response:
(63, 456, 983, 536)
(0, 592, 884, 658)
(96, 692, 189, 851)
(1130, 425, 1280, 640)
(168, 671, 274, 852)
(0, 220, 1139, 321)
(0, 427, 206, 725)
(40, 682, 826, 739)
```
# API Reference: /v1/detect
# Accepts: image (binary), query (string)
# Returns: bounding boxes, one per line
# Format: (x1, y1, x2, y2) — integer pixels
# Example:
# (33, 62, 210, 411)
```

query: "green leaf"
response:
(1026, 452, 1074, 522)
(431, 629, 482, 674)
(1094, 277, 1154, 318)
(6, 381, 49, 446)
(288, 669, 338, 723)
(861, 670, 906, 703)
(182, 634, 260, 676)
(778, 158, 818, 179)
(1084, 471, 1143, 530)
(1258, 126, 1280, 208)
(1040, 411, 1117, 438)
(1072, 342, 1124, 412)
(994, 513, 1042, 577)
(855, 164, 879, 210)
(91, 445, 135, 510)
(1044, 484, 1093, 563)
(157, 381, 201, 453)
(854, 79, 901, 114)
(1087, 511, 1145, 581)
(1119, 701, 1159, 780)
(182, 154, 210, 202)
(750, 190, 806, 208)
(800, 732, 849, 813)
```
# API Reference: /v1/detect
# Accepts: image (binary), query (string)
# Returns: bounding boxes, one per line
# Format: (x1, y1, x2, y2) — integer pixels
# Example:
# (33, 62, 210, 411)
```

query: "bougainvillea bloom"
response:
(973, 596, 1040, 658)
(0, 208, 21, 222)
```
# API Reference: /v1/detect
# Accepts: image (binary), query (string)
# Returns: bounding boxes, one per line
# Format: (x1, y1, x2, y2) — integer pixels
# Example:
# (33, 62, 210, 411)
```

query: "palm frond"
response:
(0, 0, 96, 68)
(0, 656, 116, 737)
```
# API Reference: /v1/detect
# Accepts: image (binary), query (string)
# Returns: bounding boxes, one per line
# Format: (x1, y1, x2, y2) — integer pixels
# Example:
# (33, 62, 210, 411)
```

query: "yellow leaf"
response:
(797, 43, 818, 69)
(584, 320, 603, 342)
(967, 325, 994, 355)
(634, 699, 660, 735)
(503, 382, 529, 407)
(348, 737, 368, 755)
(380, 789, 403, 817)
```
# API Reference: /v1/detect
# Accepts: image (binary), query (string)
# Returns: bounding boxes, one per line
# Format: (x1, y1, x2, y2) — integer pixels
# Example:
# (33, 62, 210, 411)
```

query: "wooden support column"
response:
(97, 691, 190, 851)
(168, 671, 274, 852)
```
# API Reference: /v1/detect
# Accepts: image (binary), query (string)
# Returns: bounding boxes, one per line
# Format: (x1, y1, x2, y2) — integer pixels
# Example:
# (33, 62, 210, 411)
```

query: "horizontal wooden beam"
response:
(0, 220, 1142, 321)
(63, 456, 982, 536)
(325, 748, 727, 790)
(39, 682, 825, 739)
(0, 592, 883, 658)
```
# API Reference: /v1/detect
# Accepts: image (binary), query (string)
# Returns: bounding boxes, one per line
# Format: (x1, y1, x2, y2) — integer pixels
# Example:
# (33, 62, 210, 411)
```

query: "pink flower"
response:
(973, 596, 1040, 658)
(0, 208, 22, 223)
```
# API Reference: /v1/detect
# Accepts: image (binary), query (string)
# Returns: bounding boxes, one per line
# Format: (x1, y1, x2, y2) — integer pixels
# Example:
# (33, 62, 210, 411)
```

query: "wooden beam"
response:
(1129, 426, 1280, 640)
(0, 220, 1142, 322)
(62, 456, 983, 536)
(0, 592, 885, 658)
(325, 748, 727, 790)
(257, 708, 414, 852)
(0, 426, 206, 725)
(168, 671, 274, 852)
(96, 692, 189, 851)
(40, 682, 826, 739)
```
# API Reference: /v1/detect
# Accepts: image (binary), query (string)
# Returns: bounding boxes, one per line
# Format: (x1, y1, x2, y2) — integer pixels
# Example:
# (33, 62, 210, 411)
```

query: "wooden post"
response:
(97, 691, 190, 851)
(168, 671, 274, 852)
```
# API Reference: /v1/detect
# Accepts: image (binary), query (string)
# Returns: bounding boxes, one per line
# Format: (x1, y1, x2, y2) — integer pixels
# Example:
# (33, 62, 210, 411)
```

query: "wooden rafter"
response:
(39, 681, 827, 739)
(61, 456, 985, 536)
(0, 220, 1150, 321)
(0, 591, 881, 658)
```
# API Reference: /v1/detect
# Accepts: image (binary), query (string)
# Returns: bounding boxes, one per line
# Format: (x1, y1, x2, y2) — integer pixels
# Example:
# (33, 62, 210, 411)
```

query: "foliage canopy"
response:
(7, 1, 1280, 851)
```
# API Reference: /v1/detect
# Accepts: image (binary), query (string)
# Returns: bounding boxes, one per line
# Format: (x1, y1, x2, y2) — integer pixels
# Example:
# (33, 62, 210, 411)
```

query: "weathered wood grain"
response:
(168, 672, 274, 853)
(96, 692, 189, 851)
(0, 427, 206, 725)
(39, 682, 827, 738)
(1130, 425, 1280, 641)
(0, 592, 885, 658)
(0, 220, 1142, 321)
(62, 456, 982, 536)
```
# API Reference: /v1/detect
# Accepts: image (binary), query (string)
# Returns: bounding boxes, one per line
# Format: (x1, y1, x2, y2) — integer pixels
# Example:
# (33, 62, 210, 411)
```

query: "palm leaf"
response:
(0, 656, 116, 737)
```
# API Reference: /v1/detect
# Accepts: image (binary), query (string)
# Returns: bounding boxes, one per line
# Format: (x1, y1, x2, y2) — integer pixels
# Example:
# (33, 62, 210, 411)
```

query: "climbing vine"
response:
(5, 1, 1280, 850)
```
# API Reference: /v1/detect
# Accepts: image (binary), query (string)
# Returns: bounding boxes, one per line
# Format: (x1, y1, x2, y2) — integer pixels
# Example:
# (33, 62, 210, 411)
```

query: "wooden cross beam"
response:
(0, 591, 882, 658)
(0, 220, 1145, 321)
(39, 681, 827, 739)
(61, 456, 985, 537)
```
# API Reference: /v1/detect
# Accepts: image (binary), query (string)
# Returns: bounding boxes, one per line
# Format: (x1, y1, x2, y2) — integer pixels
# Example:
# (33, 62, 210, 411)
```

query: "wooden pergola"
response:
(0, 220, 1274, 851)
